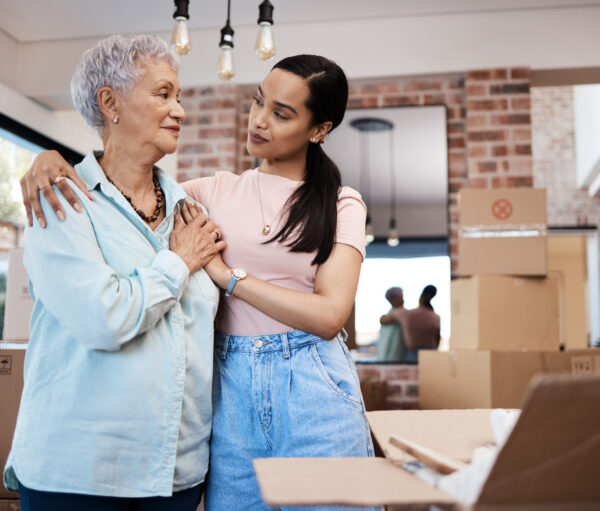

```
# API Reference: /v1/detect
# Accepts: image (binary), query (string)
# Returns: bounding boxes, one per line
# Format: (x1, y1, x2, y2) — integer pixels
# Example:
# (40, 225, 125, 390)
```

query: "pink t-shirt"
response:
(393, 307, 441, 350)
(182, 169, 366, 336)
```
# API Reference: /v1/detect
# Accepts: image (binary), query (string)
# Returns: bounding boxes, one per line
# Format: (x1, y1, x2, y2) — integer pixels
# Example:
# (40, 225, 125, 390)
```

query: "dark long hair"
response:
(420, 285, 438, 311)
(266, 55, 348, 265)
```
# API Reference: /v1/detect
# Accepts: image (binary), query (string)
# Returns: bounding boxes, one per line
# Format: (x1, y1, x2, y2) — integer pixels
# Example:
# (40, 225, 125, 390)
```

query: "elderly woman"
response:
(3, 35, 224, 511)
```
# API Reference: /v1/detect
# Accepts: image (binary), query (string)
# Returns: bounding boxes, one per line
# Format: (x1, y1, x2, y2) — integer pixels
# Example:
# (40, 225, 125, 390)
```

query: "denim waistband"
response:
(214, 329, 347, 360)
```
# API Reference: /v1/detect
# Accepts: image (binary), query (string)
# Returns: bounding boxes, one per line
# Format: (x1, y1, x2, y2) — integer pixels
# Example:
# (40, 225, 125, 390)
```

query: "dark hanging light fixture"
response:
(255, 0, 276, 60)
(386, 128, 399, 247)
(171, 0, 192, 55)
(216, 0, 235, 81)
(350, 117, 397, 246)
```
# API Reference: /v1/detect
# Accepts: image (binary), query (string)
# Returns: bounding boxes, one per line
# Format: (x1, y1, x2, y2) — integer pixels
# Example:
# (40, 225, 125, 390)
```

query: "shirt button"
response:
(254, 340, 263, 348)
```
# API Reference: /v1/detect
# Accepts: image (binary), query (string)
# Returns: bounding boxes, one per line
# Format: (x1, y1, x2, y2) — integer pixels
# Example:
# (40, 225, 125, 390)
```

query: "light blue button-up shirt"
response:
(4, 152, 219, 497)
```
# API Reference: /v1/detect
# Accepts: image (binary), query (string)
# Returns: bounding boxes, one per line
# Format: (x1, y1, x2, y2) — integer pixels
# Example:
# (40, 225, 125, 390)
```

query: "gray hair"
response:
(71, 34, 180, 134)
(385, 287, 403, 302)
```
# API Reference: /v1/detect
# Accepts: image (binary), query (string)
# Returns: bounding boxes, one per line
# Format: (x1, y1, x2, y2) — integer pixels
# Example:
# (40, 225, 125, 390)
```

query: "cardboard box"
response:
(548, 234, 589, 349)
(254, 375, 600, 509)
(419, 349, 599, 409)
(450, 275, 560, 351)
(2, 249, 32, 342)
(458, 188, 547, 276)
(0, 348, 25, 499)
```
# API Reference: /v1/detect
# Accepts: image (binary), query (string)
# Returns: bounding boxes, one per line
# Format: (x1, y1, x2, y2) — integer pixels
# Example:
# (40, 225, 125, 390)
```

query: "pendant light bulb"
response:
(216, 46, 235, 81)
(387, 218, 399, 247)
(171, 1, 191, 55)
(255, 1, 276, 60)
(365, 216, 375, 246)
(171, 17, 192, 55)
(217, 16, 235, 82)
(255, 22, 276, 60)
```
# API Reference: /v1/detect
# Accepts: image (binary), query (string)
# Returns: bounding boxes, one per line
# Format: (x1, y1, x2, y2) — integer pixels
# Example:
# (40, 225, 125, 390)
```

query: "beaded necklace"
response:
(105, 171, 164, 223)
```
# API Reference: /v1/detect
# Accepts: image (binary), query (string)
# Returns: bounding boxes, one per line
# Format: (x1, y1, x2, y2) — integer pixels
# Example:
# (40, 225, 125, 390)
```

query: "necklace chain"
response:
(105, 171, 164, 223)
(256, 170, 272, 235)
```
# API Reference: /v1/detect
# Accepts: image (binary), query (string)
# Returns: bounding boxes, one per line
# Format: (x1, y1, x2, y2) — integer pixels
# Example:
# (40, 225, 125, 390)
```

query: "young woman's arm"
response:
(20, 150, 215, 227)
(379, 312, 397, 325)
(21, 150, 92, 227)
(206, 243, 362, 340)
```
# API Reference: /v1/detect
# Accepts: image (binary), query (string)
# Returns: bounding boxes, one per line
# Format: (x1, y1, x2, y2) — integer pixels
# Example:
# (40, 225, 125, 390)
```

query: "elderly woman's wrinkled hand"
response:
(169, 201, 226, 274)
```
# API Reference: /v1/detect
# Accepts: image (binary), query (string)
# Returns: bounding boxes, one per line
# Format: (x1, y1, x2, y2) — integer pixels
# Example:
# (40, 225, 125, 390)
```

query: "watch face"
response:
(232, 268, 247, 279)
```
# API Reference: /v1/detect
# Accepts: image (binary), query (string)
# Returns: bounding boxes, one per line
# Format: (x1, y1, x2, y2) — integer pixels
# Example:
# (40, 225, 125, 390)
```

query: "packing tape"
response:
(459, 223, 547, 239)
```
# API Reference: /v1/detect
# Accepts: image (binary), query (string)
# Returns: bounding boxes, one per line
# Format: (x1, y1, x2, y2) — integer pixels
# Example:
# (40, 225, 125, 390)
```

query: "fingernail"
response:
(73, 202, 82, 212)
(38, 217, 46, 229)
(57, 210, 66, 221)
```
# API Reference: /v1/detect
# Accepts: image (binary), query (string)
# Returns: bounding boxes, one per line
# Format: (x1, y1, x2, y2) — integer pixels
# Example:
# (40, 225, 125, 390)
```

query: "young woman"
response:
(21, 54, 374, 511)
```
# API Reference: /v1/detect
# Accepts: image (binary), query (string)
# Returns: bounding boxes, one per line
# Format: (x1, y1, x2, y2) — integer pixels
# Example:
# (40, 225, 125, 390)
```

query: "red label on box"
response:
(491, 198, 513, 220)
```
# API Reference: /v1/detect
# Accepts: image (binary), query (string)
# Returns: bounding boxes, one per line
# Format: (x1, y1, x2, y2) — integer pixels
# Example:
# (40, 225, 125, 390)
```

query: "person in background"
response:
(4, 35, 225, 511)
(397, 285, 441, 362)
(377, 286, 406, 361)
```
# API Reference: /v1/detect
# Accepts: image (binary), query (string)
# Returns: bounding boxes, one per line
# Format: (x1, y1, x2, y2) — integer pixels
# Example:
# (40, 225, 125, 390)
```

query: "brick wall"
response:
(177, 67, 534, 273)
(532, 86, 600, 226)
(464, 68, 533, 188)
(176, 85, 238, 183)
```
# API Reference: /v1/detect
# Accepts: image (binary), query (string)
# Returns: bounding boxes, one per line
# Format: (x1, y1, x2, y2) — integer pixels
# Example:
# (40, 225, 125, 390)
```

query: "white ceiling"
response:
(1, 0, 600, 43)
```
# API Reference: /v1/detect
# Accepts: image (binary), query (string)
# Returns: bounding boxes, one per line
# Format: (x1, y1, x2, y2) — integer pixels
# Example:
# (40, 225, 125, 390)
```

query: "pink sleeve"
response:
(335, 186, 367, 260)
(180, 176, 217, 213)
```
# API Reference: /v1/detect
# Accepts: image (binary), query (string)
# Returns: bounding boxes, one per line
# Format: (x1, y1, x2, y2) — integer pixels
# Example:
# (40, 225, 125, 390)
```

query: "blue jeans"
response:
(206, 330, 376, 511)
(18, 481, 203, 511)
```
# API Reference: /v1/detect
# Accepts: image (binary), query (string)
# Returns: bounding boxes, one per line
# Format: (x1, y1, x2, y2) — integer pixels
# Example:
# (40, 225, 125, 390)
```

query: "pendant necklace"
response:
(256, 170, 272, 235)
(256, 169, 287, 236)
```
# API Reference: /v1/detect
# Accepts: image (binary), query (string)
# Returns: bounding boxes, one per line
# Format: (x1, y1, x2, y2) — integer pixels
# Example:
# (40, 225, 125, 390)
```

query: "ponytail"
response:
(266, 54, 348, 265)
(269, 143, 341, 265)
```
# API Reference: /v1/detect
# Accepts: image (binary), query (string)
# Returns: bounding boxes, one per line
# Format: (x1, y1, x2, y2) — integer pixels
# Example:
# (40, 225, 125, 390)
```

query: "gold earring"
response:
(113, 114, 119, 124)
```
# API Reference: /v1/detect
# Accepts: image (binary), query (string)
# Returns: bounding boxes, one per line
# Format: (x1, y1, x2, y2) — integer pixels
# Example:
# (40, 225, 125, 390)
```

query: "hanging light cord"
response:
(359, 131, 372, 219)
(389, 129, 396, 223)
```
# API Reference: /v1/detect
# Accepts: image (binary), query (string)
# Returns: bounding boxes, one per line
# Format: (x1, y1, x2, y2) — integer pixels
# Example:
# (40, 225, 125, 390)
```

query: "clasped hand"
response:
(170, 201, 226, 274)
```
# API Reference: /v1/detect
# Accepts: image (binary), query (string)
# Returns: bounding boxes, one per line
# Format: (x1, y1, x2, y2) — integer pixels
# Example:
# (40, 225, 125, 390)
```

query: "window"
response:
(0, 126, 44, 225)
(355, 255, 451, 346)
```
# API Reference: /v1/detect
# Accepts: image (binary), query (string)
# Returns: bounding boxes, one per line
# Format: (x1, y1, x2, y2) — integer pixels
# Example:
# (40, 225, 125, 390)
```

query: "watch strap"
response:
(225, 274, 239, 297)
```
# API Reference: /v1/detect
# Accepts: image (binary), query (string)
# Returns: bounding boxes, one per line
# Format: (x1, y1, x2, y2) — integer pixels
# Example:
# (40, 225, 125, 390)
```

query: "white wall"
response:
(574, 84, 600, 195)
(0, 29, 19, 91)
(0, 81, 100, 154)
(7, 5, 600, 109)
(587, 231, 600, 346)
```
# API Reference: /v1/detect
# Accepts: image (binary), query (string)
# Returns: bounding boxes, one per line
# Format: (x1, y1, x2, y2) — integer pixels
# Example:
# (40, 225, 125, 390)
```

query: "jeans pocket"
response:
(310, 339, 363, 407)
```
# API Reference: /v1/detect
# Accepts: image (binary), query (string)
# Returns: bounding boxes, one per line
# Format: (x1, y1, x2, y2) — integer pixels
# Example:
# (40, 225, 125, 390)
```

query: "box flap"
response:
(477, 375, 600, 504)
(458, 188, 546, 229)
(253, 457, 454, 508)
(367, 410, 496, 463)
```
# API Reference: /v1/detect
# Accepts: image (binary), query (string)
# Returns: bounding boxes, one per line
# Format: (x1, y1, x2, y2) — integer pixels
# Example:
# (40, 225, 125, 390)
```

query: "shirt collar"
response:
(76, 151, 188, 217)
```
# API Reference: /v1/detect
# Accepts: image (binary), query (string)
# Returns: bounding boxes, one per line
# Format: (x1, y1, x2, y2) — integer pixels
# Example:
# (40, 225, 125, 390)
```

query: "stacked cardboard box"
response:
(420, 188, 599, 408)
(3, 249, 32, 343)
(0, 348, 25, 507)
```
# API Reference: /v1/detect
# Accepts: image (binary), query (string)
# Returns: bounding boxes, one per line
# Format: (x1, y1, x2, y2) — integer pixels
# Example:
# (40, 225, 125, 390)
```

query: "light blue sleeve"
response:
(24, 188, 190, 351)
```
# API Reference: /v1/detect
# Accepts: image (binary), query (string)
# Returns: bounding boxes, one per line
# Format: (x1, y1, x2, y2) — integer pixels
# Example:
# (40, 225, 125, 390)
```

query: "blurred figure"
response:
(420, 284, 437, 311)
(377, 287, 406, 361)
(400, 285, 441, 362)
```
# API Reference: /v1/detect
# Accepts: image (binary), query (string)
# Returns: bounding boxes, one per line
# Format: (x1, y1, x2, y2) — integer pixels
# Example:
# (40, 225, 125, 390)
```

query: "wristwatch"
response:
(225, 268, 247, 297)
